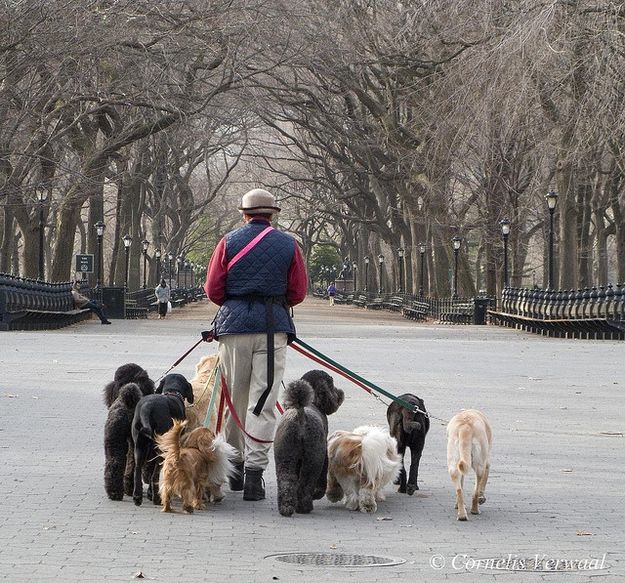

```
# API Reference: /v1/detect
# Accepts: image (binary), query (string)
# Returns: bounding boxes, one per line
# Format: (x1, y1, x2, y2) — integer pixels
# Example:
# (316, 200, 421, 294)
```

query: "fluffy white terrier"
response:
(326, 425, 401, 513)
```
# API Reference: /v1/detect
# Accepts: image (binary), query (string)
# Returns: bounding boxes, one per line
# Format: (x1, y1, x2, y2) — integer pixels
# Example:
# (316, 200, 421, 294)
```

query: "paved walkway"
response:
(0, 298, 623, 582)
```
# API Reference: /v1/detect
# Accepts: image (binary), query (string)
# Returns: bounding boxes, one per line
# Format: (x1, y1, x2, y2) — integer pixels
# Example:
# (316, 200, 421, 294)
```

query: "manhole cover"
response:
(266, 552, 405, 567)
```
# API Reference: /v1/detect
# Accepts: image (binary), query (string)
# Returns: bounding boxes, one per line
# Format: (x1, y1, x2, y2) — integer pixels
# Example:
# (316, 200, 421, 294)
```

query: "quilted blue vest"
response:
(213, 220, 297, 338)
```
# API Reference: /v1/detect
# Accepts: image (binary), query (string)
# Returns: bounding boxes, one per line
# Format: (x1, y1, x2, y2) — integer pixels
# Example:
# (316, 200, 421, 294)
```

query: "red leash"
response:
(218, 374, 274, 444)
(289, 342, 374, 395)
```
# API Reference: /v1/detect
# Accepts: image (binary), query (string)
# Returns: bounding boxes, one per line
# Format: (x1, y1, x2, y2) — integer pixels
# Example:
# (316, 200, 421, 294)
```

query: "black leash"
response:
(155, 331, 214, 383)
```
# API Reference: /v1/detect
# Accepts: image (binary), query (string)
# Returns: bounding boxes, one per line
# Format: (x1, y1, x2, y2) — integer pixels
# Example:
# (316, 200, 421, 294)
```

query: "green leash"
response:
(291, 337, 417, 413)
(203, 366, 222, 428)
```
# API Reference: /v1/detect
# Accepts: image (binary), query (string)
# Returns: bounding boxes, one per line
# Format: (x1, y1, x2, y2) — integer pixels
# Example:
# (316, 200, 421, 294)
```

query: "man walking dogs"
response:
(205, 189, 307, 501)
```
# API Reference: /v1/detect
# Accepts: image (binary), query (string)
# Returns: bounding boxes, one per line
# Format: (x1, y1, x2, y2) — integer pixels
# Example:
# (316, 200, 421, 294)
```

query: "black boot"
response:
(243, 468, 265, 501)
(229, 462, 244, 491)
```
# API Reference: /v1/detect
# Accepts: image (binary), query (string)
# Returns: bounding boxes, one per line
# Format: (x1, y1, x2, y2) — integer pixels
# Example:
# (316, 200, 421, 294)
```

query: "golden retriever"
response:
(446, 409, 492, 521)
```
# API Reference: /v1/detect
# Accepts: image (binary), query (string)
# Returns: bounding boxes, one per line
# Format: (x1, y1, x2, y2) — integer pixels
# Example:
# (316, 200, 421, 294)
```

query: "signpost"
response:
(75, 254, 94, 279)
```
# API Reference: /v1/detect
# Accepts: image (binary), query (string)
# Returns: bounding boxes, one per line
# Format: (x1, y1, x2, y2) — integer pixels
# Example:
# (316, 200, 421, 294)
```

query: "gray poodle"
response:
(274, 370, 344, 517)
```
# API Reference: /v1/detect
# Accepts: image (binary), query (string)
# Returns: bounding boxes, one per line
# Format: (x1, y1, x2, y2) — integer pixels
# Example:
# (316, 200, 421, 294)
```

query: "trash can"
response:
(473, 297, 490, 325)
(101, 287, 126, 319)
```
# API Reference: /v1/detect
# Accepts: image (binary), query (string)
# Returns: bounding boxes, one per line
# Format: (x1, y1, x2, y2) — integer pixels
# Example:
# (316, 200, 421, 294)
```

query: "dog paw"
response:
(457, 514, 468, 521)
(326, 489, 344, 503)
(161, 506, 172, 513)
(479, 495, 486, 505)
(359, 502, 377, 513)
(279, 505, 295, 517)
(107, 491, 124, 501)
(406, 484, 417, 496)
(470, 508, 480, 515)
(398, 485, 407, 494)
(296, 501, 313, 514)
(183, 506, 194, 514)
(133, 496, 143, 507)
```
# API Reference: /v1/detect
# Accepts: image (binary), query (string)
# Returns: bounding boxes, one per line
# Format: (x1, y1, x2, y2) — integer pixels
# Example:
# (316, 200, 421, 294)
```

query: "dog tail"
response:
(457, 426, 472, 475)
(283, 379, 313, 409)
(118, 382, 143, 409)
(359, 427, 401, 490)
(155, 419, 187, 462)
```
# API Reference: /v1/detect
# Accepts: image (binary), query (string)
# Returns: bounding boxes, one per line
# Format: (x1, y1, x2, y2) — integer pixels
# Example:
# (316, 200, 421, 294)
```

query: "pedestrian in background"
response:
(327, 281, 337, 306)
(155, 279, 171, 319)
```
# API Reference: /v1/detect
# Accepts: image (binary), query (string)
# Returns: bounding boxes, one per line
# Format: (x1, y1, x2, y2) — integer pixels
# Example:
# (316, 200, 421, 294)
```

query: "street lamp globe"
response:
(398, 247, 405, 258)
(95, 221, 105, 237)
(141, 239, 149, 252)
(452, 235, 462, 251)
(122, 234, 132, 248)
(378, 254, 384, 264)
(499, 219, 511, 236)
(545, 190, 558, 210)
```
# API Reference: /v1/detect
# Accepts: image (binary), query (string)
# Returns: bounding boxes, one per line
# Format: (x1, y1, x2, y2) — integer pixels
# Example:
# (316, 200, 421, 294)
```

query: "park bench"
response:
(124, 299, 148, 319)
(366, 296, 384, 310)
(438, 302, 473, 324)
(0, 274, 91, 331)
(352, 293, 368, 308)
(489, 310, 625, 340)
(384, 295, 404, 311)
(402, 300, 430, 321)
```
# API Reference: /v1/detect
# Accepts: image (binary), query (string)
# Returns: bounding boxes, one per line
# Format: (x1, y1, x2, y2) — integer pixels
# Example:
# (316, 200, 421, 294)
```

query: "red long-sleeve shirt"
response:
(204, 224, 308, 307)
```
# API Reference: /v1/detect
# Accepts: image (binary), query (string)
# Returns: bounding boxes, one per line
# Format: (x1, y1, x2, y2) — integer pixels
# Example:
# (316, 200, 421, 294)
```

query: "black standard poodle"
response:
(103, 363, 155, 408)
(102, 363, 155, 498)
(131, 373, 194, 507)
(273, 370, 344, 517)
(103, 383, 143, 500)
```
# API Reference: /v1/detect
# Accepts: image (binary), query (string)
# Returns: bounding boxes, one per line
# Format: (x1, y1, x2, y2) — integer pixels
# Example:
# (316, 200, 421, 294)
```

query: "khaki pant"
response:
(218, 332, 287, 470)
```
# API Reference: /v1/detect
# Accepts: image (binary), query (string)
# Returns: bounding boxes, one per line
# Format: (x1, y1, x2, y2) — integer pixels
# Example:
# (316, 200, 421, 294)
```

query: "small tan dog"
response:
(156, 419, 236, 513)
(446, 409, 492, 521)
(185, 354, 219, 432)
(326, 426, 400, 513)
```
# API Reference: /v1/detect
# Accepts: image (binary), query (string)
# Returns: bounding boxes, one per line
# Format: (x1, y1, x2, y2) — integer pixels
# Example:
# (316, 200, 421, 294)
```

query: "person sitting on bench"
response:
(71, 282, 111, 325)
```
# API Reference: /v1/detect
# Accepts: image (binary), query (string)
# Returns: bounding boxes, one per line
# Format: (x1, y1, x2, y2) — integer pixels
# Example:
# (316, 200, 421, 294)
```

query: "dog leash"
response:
(155, 331, 215, 383)
(291, 337, 449, 425)
(218, 374, 274, 443)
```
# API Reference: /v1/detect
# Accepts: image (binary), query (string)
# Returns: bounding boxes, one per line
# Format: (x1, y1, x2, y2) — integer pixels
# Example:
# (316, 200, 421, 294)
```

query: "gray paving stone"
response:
(0, 299, 623, 582)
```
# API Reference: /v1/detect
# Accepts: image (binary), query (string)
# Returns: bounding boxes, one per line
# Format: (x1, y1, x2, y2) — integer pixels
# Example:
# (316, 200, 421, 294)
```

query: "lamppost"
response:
(499, 219, 510, 288)
(545, 190, 558, 289)
(184, 261, 190, 288)
(37, 187, 47, 280)
(141, 239, 149, 289)
(122, 235, 132, 289)
(364, 256, 370, 292)
(167, 252, 174, 288)
(95, 221, 105, 288)
(155, 249, 161, 285)
(177, 255, 184, 288)
(378, 254, 384, 295)
(397, 247, 405, 293)
(352, 261, 357, 291)
(418, 243, 426, 297)
(452, 236, 462, 298)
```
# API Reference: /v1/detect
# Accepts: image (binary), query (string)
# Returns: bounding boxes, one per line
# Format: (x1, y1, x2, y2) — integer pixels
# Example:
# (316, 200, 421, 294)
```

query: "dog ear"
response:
(156, 378, 165, 394)
(185, 380, 194, 404)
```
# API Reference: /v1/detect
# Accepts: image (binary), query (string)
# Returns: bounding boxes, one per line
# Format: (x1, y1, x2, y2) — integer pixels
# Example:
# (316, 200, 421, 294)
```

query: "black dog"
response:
(104, 383, 143, 500)
(387, 393, 430, 495)
(274, 370, 344, 516)
(131, 373, 194, 506)
(103, 363, 155, 408)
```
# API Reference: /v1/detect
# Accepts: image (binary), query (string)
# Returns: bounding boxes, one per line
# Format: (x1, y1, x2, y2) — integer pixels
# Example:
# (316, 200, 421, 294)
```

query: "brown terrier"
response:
(156, 419, 236, 513)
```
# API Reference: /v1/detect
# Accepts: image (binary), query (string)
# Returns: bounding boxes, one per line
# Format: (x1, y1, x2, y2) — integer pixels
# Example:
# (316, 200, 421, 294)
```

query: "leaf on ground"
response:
(576, 531, 593, 536)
